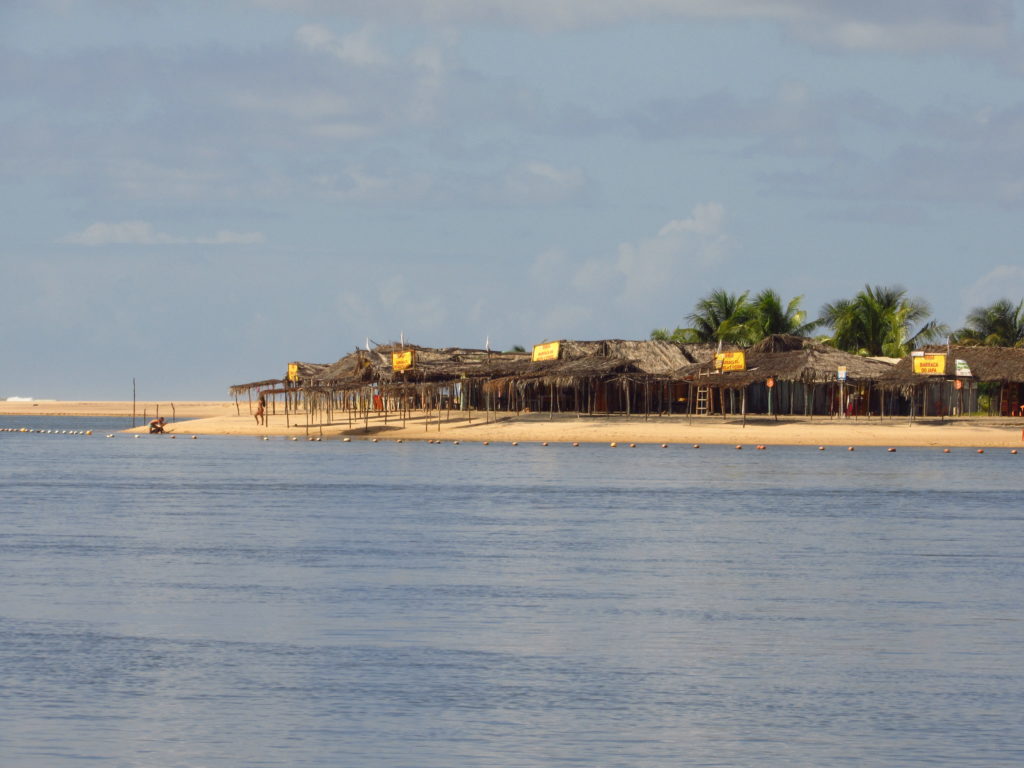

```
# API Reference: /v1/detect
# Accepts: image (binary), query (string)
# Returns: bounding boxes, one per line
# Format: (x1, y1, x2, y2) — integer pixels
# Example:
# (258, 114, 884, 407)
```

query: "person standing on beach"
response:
(255, 394, 265, 425)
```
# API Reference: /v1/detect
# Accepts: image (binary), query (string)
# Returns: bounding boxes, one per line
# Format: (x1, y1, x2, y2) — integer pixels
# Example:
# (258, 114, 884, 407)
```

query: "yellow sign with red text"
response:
(715, 351, 746, 372)
(392, 350, 416, 372)
(912, 354, 946, 375)
(532, 342, 561, 362)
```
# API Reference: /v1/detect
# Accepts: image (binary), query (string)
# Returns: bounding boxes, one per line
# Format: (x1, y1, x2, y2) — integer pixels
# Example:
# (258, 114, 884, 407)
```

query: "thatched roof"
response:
(878, 344, 1024, 387)
(479, 339, 719, 388)
(311, 343, 533, 388)
(228, 360, 329, 396)
(229, 378, 285, 396)
(675, 335, 894, 388)
(554, 339, 713, 375)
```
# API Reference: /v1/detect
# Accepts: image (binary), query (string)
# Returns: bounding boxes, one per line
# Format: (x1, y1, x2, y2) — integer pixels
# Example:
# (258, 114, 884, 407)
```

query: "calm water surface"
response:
(2, 416, 1023, 767)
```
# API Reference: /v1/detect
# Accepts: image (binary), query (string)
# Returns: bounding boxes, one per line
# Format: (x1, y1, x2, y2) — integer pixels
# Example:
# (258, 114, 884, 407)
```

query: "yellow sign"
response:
(715, 351, 746, 372)
(912, 354, 946, 375)
(391, 350, 416, 372)
(287, 363, 300, 382)
(532, 341, 561, 362)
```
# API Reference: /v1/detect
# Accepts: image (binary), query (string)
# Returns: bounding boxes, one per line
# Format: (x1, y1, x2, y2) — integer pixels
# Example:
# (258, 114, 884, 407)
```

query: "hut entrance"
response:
(1000, 384, 1023, 416)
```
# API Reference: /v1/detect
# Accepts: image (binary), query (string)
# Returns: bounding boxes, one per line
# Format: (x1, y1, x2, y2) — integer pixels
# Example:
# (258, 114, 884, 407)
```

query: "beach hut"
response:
(228, 360, 328, 419)
(674, 335, 895, 418)
(485, 339, 717, 417)
(877, 345, 1024, 417)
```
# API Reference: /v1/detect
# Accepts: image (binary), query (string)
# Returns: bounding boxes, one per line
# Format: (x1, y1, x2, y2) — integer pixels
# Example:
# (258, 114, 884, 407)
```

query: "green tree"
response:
(651, 288, 817, 344)
(746, 289, 819, 341)
(682, 289, 752, 343)
(820, 284, 946, 357)
(953, 299, 1024, 347)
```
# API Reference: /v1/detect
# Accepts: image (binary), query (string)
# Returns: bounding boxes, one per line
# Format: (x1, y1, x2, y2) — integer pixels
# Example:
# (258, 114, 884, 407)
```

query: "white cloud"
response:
(502, 161, 587, 204)
(195, 230, 267, 245)
(296, 23, 391, 66)
(529, 247, 568, 284)
(315, 167, 434, 201)
(532, 203, 732, 314)
(60, 221, 265, 246)
(609, 203, 730, 304)
(658, 202, 726, 237)
(278, 1, 1013, 54)
(963, 265, 1024, 312)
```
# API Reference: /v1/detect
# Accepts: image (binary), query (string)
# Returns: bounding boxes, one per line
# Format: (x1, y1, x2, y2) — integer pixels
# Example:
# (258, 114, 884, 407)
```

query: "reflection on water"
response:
(2, 418, 1023, 767)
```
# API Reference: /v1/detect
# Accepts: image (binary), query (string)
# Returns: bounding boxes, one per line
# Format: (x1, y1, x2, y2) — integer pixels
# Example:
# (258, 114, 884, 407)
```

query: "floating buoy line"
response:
(2, 427, 1018, 456)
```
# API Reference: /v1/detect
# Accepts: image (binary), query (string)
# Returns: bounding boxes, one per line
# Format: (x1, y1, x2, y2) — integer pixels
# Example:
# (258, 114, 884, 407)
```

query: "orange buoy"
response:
(848, 446, 855, 451)
(977, 449, 984, 454)
(888, 447, 896, 452)
(943, 448, 950, 453)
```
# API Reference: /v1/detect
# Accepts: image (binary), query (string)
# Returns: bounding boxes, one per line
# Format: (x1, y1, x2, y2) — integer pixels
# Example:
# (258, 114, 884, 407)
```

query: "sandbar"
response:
(4, 401, 1023, 447)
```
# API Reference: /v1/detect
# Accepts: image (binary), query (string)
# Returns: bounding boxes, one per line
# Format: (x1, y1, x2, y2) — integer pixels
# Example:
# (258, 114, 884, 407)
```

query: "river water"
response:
(2, 416, 1023, 767)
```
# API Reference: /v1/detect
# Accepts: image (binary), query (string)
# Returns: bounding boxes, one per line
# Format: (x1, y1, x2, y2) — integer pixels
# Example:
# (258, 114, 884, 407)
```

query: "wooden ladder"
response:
(695, 369, 711, 415)
(695, 387, 709, 415)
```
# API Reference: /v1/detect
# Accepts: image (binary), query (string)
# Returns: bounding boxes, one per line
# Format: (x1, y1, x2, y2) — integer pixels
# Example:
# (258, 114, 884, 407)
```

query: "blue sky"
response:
(3, 0, 1024, 399)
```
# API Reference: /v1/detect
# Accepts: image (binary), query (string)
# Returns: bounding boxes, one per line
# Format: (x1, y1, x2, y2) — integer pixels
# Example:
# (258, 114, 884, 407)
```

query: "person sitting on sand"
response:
(149, 416, 166, 434)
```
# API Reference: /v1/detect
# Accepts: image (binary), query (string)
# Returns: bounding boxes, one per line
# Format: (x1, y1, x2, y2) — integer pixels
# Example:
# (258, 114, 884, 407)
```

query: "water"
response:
(2, 416, 1023, 767)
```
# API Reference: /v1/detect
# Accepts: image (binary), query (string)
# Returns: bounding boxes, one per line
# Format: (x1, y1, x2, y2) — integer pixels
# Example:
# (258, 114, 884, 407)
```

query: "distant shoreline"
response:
(0, 400, 237, 419)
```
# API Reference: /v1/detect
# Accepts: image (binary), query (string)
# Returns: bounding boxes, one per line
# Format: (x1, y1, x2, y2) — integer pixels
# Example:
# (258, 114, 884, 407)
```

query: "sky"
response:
(3, 0, 1024, 399)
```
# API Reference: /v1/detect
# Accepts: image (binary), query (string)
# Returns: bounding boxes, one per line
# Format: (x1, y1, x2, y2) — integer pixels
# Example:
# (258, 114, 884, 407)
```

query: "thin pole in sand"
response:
(132, 378, 136, 428)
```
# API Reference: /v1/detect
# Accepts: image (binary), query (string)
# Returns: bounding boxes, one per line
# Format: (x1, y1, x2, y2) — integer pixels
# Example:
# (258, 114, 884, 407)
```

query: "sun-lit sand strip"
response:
(5, 401, 1023, 447)
(113, 408, 1024, 448)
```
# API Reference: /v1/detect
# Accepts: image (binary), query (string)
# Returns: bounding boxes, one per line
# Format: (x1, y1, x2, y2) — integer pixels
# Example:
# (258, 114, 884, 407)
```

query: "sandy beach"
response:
(6, 400, 1022, 448)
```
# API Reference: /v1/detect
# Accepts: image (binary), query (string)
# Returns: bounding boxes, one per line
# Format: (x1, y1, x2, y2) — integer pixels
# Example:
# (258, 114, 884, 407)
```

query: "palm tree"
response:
(684, 289, 752, 344)
(650, 289, 752, 344)
(954, 299, 1024, 347)
(746, 289, 819, 341)
(820, 284, 947, 357)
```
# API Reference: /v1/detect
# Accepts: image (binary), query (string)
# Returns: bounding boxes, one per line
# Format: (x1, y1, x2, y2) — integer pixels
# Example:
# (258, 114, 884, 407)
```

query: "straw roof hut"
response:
(480, 339, 717, 415)
(675, 334, 893, 388)
(879, 344, 1024, 385)
(228, 361, 329, 398)
(877, 344, 1024, 416)
(671, 335, 895, 418)
(311, 343, 532, 388)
